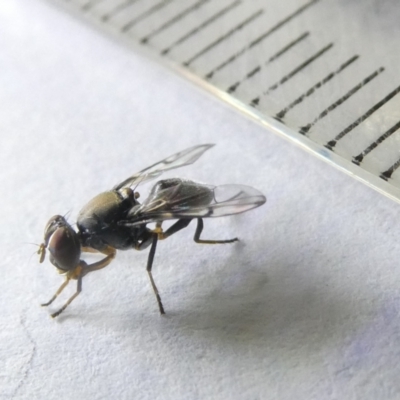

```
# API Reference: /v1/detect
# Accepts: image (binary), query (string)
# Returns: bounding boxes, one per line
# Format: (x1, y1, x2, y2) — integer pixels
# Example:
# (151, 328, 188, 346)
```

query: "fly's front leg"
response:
(81, 247, 100, 253)
(81, 246, 116, 275)
(51, 276, 82, 318)
(194, 218, 238, 244)
(49, 246, 116, 318)
(41, 278, 70, 307)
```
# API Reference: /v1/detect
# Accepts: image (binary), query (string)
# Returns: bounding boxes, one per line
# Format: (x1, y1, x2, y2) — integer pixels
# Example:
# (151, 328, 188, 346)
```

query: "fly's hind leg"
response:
(142, 218, 237, 315)
(194, 218, 238, 244)
(156, 219, 192, 240)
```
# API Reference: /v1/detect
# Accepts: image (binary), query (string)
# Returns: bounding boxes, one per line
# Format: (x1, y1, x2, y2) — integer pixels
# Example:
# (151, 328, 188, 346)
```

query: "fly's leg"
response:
(143, 217, 236, 315)
(146, 233, 165, 315)
(41, 278, 70, 307)
(81, 247, 100, 253)
(49, 246, 116, 318)
(51, 277, 82, 318)
(156, 219, 192, 240)
(194, 218, 238, 244)
(146, 219, 192, 314)
(81, 246, 116, 275)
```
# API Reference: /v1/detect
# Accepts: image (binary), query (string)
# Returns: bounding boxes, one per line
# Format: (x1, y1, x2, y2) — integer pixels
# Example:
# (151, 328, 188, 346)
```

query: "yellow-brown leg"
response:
(51, 276, 82, 318)
(154, 219, 191, 240)
(81, 247, 98, 253)
(81, 246, 116, 275)
(41, 278, 70, 307)
(48, 246, 117, 318)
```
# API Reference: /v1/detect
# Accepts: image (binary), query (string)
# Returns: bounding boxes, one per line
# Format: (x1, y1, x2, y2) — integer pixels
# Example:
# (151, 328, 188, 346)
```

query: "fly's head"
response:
(38, 215, 81, 273)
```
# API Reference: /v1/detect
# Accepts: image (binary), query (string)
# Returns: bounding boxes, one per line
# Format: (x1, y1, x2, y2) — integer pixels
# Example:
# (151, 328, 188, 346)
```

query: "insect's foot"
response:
(158, 302, 165, 315)
(218, 237, 239, 244)
(51, 309, 63, 318)
(157, 298, 166, 315)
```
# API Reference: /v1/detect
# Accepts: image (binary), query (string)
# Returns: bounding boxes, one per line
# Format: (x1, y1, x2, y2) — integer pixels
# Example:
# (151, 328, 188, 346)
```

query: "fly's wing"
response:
(120, 183, 266, 226)
(113, 144, 215, 190)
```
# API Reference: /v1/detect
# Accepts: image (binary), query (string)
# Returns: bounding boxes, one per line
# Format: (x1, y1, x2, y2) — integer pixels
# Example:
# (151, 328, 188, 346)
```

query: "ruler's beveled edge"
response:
(42, 0, 400, 205)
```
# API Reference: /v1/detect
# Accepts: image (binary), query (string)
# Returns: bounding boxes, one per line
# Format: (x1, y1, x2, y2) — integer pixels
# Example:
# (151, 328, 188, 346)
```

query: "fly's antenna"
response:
(28, 250, 39, 264)
(23, 243, 43, 263)
(24, 242, 41, 248)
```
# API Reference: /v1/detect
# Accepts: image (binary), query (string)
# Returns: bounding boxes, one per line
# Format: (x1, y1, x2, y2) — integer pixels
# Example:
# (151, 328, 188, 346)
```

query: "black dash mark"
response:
(228, 32, 309, 94)
(141, 0, 211, 44)
(102, 0, 142, 22)
(250, 43, 333, 107)
(325, 85, 400, 150)
(300, 67, 385, 135)
(183, 10, 264, 67)
(205, 0, 321, 79)
(251, 98, 260, 107)
(121, 0, 174, 33)
(380, 157, 400, 180)
(228, 66, 260, 93)
(161, 1, 241, 56)
(276, 55, 359, 120)
(268, 32, 310, 64)
(82, 0, 106, 11)
(267, 43, 333, 93)
(352, 120, 400, 165)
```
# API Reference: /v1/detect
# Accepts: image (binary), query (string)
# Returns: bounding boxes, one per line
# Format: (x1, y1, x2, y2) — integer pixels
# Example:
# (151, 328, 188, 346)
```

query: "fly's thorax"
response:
(76, 188, 140, 250)
(77, 189, 137, 227)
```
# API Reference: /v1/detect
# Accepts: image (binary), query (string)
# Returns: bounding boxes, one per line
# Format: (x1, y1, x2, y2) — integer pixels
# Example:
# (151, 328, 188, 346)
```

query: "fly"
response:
(38, 144, 266, 317)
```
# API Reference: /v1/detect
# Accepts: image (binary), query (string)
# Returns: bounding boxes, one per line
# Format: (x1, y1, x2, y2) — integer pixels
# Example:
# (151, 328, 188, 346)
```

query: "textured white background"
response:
(1, 1, 400, 399)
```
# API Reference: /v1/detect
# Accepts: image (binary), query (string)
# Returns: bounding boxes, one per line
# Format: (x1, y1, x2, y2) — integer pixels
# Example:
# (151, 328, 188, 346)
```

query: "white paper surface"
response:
(1, 1, 400, 399)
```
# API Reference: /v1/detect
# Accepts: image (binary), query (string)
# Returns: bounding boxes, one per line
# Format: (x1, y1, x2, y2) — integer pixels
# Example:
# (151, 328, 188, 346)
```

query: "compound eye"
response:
(48, 226, 81, 271)
(43, 215, 66, 245)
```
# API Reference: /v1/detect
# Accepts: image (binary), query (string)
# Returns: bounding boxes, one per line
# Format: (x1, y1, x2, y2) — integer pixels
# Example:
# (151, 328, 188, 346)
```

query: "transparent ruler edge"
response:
(43, 0, 400, 205)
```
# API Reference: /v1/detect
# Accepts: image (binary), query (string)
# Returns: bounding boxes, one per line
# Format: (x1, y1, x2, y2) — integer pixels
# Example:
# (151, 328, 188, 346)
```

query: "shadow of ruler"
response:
(46, 0, 400, 202)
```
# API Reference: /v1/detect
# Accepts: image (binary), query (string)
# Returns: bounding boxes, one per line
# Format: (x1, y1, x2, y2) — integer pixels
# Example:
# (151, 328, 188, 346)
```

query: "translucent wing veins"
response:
(120, 181, 266, 226)
(113, 144, 215, 190)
